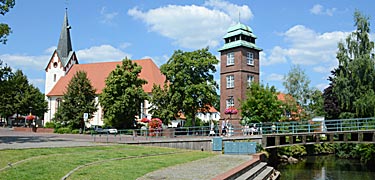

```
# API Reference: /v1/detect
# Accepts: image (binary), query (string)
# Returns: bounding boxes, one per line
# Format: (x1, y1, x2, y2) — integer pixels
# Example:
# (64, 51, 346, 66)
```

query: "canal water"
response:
(276, 155, 375, 180)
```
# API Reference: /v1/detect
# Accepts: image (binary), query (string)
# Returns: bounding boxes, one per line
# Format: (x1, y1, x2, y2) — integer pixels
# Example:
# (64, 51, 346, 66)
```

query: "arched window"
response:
(55, 98, 62, 112)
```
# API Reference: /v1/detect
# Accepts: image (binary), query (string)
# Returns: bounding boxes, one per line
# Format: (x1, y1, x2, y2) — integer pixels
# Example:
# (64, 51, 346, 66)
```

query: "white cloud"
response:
(128, 0, 252, 49)
(29, 78, 45, 89)
(76, 45, 131, 63)
(315, 83, 329, 91)
(310, 4, 336, 16)
(0, 54, 49, 71)
(263, 25, 348, 76)
(100, 6, 119, 24)
(265, 73, 284, 82)
(204, 0, 253, 21)
(119, 42, 131, 49)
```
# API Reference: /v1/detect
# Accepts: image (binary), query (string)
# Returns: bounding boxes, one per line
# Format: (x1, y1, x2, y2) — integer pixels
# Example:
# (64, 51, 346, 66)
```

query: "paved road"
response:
(0, 128, 100, 150)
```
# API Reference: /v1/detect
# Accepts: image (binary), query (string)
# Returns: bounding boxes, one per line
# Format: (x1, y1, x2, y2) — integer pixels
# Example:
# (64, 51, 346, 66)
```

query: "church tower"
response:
(44, 9, 78, 122)
(45, 9, 78, 95)
(218, 22, 262, 125)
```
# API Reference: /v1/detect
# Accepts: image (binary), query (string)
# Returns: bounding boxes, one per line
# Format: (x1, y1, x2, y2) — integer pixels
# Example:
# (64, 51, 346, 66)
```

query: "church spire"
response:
(57, 8, 72, 59)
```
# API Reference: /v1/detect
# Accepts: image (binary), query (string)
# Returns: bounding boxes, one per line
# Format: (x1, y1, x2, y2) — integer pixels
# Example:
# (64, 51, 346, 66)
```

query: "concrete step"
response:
(235, 162, 267, 180)
(253, 166, 274, 180)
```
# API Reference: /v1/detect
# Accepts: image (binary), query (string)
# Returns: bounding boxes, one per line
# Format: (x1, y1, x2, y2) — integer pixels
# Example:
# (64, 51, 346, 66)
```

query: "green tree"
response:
(0, 0, 15, 44)
(99, 58, 148, 129)
(331, 11, 375, 118)
(24, 84, 48, 118)
(0, 68, 47, 123)
(283, 65, 312, 108)
(160, 48, 218, 126)
(54, 71, 97, 129)
(240, 83, 283, 123)
(308, 88, 325, 117)
(149, 84, 176, 124)
(0, 60, 13, 119)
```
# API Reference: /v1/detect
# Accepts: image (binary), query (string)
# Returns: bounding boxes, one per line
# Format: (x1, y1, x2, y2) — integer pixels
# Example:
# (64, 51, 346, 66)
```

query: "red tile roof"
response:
(47, 58, 166, 96)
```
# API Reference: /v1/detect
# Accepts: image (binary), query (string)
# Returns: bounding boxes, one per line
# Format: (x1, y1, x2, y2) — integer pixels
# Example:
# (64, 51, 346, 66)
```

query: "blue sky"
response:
(1, 0, 375, 94)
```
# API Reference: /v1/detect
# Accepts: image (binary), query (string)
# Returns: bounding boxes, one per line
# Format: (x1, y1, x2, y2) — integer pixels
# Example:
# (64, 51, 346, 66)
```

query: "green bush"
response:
(55, 128, 72, 134)
(71, 129, 80, 134)
(44, 122, 55, 128)
(277, 145, 307, 158)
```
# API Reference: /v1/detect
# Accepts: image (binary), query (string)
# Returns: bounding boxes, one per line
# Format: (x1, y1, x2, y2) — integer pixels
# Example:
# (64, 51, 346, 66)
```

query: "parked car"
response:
(103, 127, 118, 134)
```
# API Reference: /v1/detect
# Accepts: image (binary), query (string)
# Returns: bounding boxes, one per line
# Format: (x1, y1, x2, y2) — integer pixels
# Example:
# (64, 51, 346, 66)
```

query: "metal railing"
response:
(89, 118, 375, 142)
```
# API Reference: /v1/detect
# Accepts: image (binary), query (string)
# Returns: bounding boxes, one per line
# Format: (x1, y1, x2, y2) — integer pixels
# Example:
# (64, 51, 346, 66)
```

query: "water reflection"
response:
(277, 155, 375, 180)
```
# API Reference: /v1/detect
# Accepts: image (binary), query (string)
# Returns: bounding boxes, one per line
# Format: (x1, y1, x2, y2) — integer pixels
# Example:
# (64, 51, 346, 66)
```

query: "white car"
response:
(103, 127, 118, 134)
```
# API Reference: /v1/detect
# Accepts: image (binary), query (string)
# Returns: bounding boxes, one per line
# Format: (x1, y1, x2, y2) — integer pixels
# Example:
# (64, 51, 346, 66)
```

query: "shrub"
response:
(71, 129, 80, 134)
(44, 122, 55, 128)
(55, 127, 72, 134)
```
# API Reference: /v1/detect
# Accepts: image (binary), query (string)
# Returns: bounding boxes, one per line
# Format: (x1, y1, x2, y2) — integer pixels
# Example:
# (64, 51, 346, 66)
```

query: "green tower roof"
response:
(218, 22, 262, 52)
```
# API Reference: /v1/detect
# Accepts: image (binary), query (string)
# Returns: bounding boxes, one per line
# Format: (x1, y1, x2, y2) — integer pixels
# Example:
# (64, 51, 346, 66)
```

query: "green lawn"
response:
(0, 145, 215, 180)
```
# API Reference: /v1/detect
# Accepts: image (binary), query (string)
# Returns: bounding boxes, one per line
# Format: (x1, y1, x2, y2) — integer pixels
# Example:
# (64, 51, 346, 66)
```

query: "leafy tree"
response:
(331, 11, 375, 118)
(99, 58, 148, 129)
(24, 84, 48, 118)
(0, 68, 47, 123)
(240, 83, 283, 123)
(149, 84, 176, 124)
(0, 0, 15, 44)
(160, 48, 219, 126)
(283, 65, 312, 109)
(0, 60, 13, 118)
(323, 85, 340, 119)
(308, 88, 325, 117)
(54, 71, 97, 129)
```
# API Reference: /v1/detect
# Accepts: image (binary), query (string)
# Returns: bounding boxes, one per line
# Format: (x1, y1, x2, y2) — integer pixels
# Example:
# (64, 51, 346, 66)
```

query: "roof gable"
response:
(47, 58, 166, 96)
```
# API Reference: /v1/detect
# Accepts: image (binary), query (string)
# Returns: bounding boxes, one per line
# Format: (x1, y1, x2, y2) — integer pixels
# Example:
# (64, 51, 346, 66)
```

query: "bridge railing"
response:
(90, 118, 375, 142)
(259, 117, 375, 135)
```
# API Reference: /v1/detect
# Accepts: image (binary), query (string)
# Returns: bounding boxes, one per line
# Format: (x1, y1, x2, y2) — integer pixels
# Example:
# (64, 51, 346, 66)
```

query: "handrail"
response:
(89, 117, 375, 142)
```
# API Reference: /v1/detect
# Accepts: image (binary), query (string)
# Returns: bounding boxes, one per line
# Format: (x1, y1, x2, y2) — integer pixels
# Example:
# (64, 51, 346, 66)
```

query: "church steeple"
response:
(57, 8, 73, 60)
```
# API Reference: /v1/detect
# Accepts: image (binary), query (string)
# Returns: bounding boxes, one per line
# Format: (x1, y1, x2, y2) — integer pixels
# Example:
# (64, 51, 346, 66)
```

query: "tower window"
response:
(247, 75, 254, 87)
(53, 74, 56, 82)
(226, 75, 234, 88)
(53, 62, 58, 68)
(227, 52, 234, 66)
(247, 52, 254, 65)
(226, 96, 234, 108)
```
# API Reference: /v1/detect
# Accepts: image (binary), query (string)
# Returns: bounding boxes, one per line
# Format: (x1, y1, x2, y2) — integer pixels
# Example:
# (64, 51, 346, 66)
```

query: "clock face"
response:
(53, 62, 58, 68)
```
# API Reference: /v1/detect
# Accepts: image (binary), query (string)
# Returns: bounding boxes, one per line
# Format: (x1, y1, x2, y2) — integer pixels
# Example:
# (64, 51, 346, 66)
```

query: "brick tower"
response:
(218, 22, 262, 127)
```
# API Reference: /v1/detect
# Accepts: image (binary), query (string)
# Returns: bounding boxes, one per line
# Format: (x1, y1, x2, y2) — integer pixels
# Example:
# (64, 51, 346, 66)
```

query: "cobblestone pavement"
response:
(137, 154, 252, 180)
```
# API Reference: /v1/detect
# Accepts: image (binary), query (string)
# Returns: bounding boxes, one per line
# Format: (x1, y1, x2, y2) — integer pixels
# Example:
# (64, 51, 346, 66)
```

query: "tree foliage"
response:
(54, 71, 97, 129)
(0, 0, 15, 44)
(0, 67, 47, 120)
(308, 88, 325, 117)
(149, 84, 176, 124)
(159, 48, 218, 126)
(283, 65, 312, 110)
(329, 11, 375, 118)
(99, 58, 148, 129)
(240, 83, 283, 123)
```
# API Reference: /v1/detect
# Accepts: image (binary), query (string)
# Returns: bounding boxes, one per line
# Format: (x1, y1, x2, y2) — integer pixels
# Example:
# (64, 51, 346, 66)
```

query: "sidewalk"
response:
(137, 154, 252, 180)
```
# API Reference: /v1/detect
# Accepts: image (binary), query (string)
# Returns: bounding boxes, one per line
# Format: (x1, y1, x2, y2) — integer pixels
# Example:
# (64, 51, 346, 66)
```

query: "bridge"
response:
(90, 117, 375, 151)
(260, 117, 375, 148)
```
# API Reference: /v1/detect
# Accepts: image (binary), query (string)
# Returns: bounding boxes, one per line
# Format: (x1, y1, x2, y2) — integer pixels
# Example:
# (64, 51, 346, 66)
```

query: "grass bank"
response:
(0, 145, 215, 180)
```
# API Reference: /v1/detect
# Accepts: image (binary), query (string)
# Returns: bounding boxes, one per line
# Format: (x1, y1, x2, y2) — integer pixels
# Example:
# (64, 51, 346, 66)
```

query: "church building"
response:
(44, 10, 166, 126)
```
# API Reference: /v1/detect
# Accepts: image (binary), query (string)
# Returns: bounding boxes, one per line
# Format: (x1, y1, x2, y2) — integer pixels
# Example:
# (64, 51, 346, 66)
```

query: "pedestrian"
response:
(272, 123, 276, 133)
(221, 120, 227, 136)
